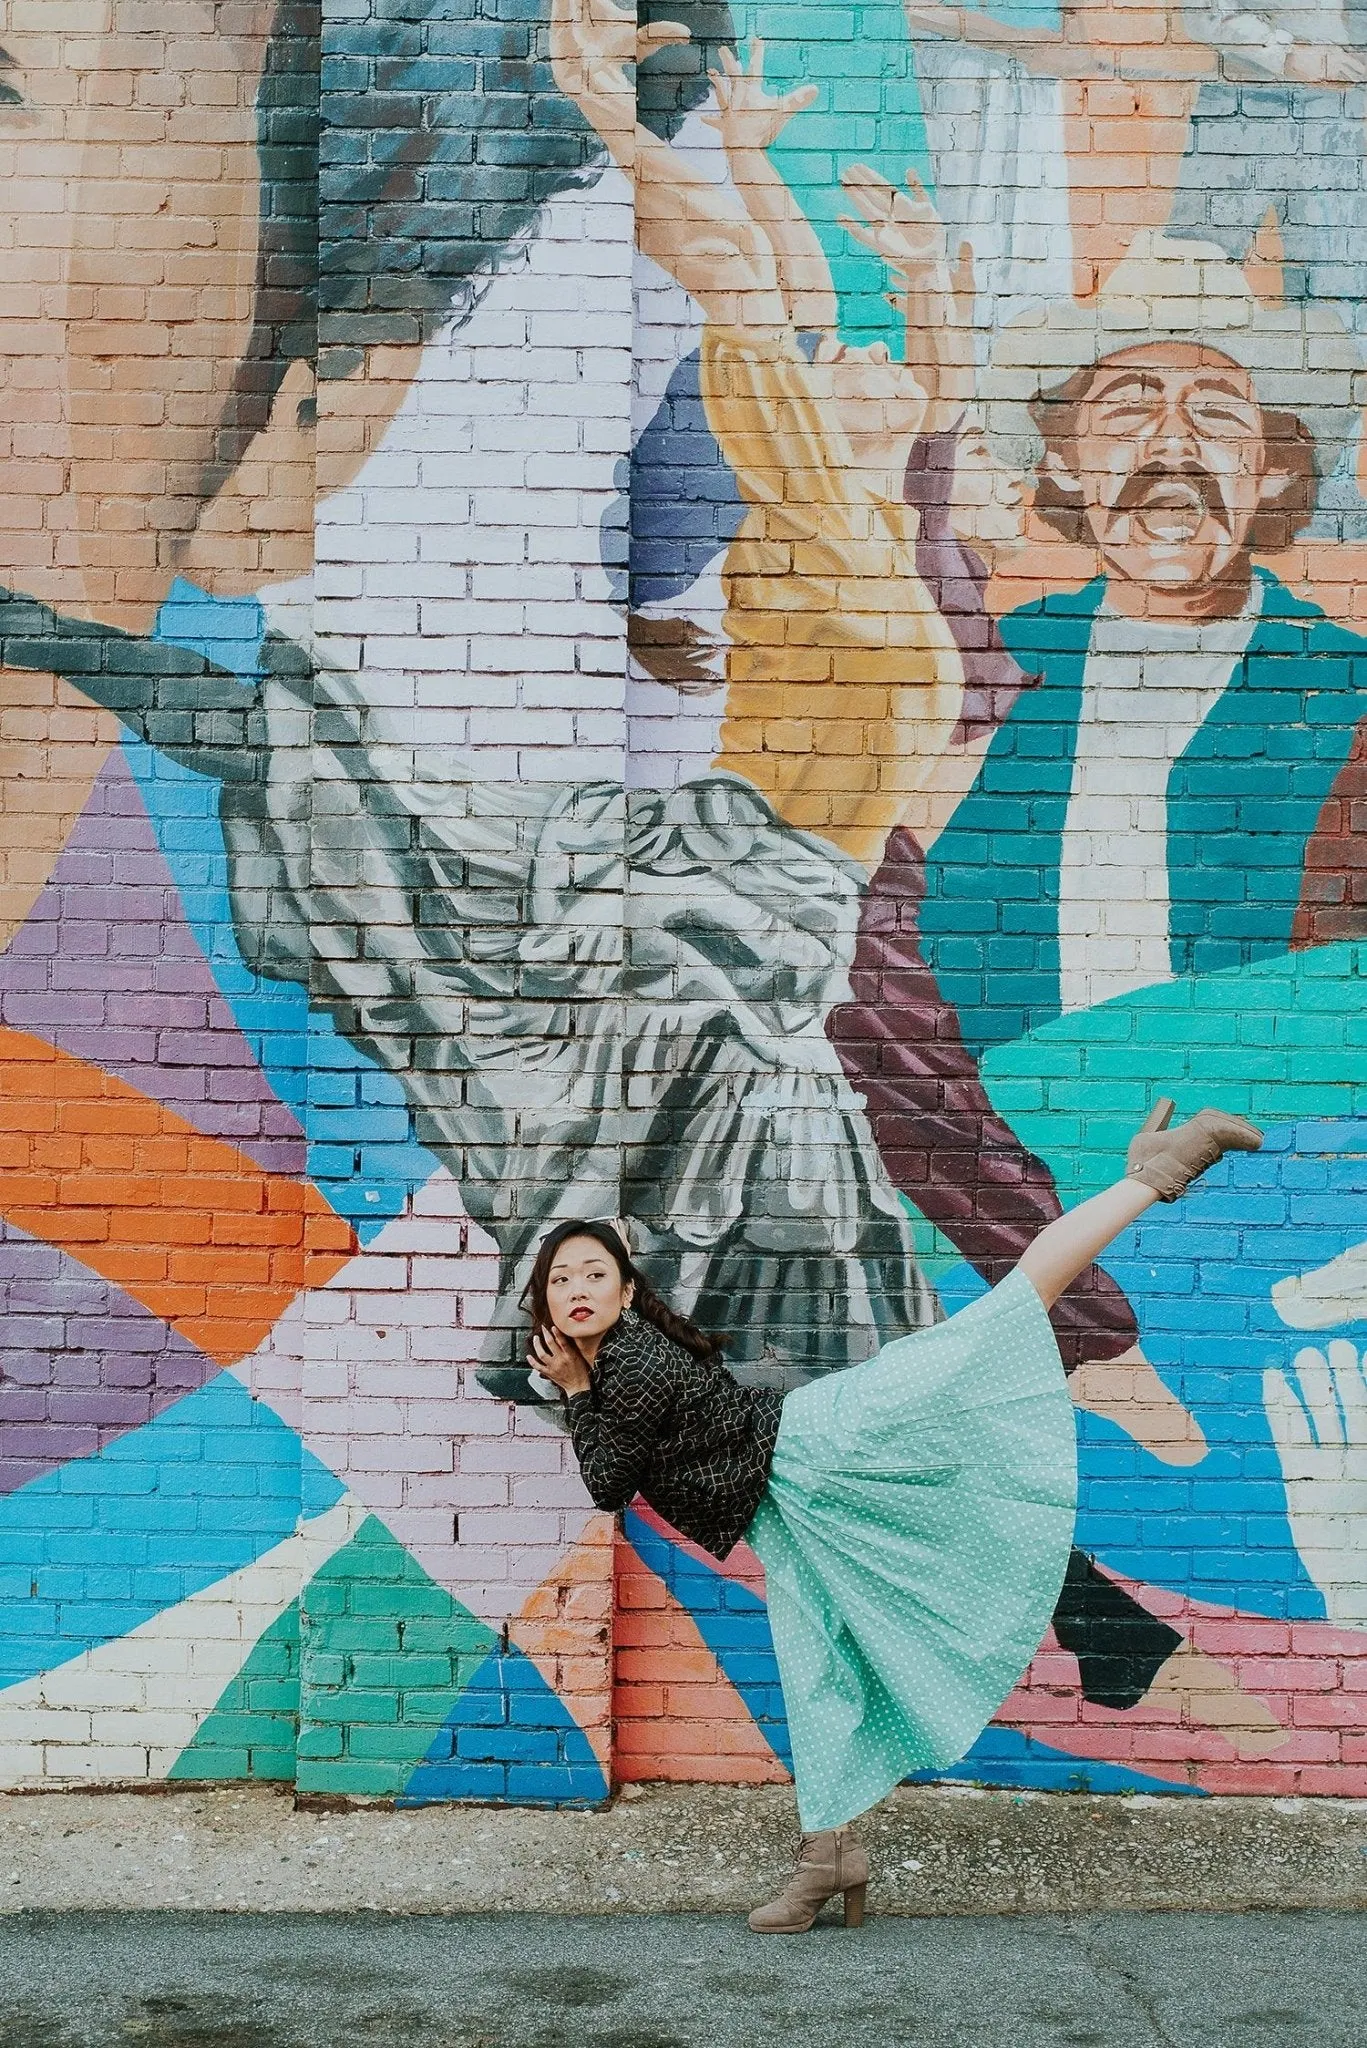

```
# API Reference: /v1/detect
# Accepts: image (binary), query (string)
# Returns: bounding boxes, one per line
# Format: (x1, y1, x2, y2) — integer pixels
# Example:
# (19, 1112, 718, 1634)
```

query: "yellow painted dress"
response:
(699, 325, 964, 862)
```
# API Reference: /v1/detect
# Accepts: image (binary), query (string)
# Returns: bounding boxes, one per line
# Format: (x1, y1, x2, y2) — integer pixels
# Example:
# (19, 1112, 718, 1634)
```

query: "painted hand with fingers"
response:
(838, 165, 952, 287)
(1264, 1342, 1367, 1628)
(550, 0, 690, 118)
(702, 40, 819, 154)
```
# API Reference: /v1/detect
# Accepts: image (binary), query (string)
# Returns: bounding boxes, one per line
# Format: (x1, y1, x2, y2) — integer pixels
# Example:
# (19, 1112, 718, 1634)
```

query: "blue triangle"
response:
(920, 1725, 1204, 1797)
(0, 1371, 341, 1690)
(397, 1638, 609, 1808)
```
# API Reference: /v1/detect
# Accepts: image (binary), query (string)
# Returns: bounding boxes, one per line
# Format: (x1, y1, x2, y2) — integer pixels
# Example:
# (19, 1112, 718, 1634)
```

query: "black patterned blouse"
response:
(563, 1308, 785, 1562)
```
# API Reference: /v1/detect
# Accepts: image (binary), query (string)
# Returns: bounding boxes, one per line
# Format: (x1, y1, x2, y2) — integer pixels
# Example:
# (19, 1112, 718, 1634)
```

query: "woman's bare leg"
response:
(1018, 1179, 1158, 1311)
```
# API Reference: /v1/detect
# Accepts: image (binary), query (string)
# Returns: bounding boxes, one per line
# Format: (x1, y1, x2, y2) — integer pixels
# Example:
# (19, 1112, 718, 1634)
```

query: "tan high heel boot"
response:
(1126, 1098, 1263, 1202)
(748, 1826, 869, 1933)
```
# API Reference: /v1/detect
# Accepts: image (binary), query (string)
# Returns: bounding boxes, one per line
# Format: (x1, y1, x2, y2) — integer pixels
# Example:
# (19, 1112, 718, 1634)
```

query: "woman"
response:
(551, 0, 971, 869)
(526, 1100, 1263, 1931)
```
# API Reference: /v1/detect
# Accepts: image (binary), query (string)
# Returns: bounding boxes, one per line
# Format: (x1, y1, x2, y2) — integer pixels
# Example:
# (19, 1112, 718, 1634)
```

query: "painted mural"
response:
(0, 0, 1362, 1802)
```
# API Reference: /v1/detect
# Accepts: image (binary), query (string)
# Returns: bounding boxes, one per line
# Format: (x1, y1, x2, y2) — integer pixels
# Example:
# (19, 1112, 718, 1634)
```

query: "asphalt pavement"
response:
(0, 1908, 1361, 2048)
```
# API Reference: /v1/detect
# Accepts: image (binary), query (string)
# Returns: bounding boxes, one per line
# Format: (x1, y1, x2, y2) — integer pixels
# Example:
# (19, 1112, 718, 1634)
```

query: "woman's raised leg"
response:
(1017, 1177, 1158, 1311)
(1018, 1100, 1264, 1310)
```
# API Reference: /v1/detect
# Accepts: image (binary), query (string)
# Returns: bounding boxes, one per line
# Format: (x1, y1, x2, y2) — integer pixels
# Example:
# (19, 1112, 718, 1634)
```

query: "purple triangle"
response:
(0, 749, 306, 1175)
(0, 1217, 218, 1493)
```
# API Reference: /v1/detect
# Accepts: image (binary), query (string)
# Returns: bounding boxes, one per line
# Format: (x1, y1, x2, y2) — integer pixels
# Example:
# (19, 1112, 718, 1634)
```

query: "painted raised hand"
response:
(837, 165, 949, 286)
(550, 0, 690, 127)
(702, 40, 819, 155)
(1264, 1341, 1367, 1628)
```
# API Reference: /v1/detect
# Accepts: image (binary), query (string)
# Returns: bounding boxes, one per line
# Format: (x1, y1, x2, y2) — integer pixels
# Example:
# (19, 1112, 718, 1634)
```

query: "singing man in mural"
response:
(926, 236, 1367, 1044)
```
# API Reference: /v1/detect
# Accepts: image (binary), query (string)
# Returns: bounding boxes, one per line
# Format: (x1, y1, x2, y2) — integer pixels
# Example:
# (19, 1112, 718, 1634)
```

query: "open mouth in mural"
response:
(1120, 467, 1226, 548)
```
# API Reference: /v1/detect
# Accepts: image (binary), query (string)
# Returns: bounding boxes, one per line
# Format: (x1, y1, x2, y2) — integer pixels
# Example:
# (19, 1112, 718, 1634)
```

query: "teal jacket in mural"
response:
(919, 569, 1367, 1061)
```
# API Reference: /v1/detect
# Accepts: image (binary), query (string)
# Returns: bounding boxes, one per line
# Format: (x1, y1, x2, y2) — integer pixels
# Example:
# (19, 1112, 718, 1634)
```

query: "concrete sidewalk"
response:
(1, 1782, 1366, 1916)
(1, 1907, 1364, 2047)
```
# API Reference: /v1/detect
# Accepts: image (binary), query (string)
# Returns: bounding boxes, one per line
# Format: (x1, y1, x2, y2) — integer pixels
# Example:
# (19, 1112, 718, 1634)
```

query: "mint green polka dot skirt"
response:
(745, 1269, 1077, 1832)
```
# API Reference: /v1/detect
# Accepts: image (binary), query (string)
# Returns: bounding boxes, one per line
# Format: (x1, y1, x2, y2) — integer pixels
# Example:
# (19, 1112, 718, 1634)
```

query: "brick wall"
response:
(0, 0, 1361, 1805)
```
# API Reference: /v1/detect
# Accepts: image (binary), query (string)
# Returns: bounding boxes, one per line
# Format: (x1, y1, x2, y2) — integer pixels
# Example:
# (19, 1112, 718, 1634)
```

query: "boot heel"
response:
(843, 1883, 867, 1928)
(1139, 1097, 1175, 1137)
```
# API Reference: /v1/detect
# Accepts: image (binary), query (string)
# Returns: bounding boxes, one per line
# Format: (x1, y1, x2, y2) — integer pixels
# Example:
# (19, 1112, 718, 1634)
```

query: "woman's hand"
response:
(529, 1324, 594, 1400)
(702, 41, 819, 155)
(550, 0, 691, 135)
(838, 166, 949, 287)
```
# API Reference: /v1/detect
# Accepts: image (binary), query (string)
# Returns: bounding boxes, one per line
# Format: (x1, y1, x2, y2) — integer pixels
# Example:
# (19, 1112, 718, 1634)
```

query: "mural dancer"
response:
(526, 1103, 1264, 1927)
(615, 34, 1083, 1343)
(0, 0, 952, 1388)
(651, 59, 967, 869)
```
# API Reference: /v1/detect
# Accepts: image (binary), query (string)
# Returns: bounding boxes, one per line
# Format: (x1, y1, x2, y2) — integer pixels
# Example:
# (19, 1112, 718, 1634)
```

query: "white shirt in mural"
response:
(1056, 588, 1263, 1014)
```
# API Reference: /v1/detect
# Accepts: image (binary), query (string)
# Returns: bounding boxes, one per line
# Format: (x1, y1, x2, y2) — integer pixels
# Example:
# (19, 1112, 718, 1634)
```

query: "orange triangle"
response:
(0, 1027, 353, 1362)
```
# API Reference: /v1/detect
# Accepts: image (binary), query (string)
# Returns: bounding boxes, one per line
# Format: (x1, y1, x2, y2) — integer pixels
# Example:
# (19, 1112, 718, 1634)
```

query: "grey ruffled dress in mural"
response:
(1, 596, 935, 1383)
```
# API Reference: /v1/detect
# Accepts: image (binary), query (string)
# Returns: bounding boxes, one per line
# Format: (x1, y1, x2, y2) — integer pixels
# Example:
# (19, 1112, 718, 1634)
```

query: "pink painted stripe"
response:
(628, 1499, 767, 1596)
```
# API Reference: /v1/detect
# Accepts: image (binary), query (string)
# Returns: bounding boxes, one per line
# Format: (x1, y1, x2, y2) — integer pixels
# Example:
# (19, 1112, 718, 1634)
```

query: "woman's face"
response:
(811, 338, 928, 499)
(544, 1236, 633, 1345)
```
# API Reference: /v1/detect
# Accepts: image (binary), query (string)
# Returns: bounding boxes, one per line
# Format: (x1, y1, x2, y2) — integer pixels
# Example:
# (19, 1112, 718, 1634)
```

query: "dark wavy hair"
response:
(522, 1219, 725, 1361)
(209, 0, 736, 490)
